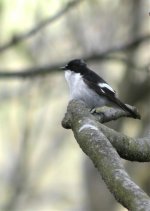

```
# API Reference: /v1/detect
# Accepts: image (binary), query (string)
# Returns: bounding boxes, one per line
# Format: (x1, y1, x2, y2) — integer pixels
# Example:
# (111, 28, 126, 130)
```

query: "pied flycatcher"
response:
(61, 59, 140, 119)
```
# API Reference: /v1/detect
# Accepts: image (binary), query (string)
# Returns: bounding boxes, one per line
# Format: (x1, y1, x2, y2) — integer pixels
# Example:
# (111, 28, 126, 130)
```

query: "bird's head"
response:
(60, 59, 87, 73)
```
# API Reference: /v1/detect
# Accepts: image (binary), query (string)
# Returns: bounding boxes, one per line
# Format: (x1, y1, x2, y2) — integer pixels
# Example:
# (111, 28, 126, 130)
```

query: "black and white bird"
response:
(61, 59, 140, 119)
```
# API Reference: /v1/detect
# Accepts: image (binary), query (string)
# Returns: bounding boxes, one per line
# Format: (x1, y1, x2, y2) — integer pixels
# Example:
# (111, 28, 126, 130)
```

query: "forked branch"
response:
(62, 100, 150, 211)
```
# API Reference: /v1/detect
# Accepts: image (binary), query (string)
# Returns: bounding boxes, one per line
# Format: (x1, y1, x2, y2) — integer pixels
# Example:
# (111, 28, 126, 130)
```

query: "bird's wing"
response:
(83, 73, 140, 119)
(83, 71, 116, 98)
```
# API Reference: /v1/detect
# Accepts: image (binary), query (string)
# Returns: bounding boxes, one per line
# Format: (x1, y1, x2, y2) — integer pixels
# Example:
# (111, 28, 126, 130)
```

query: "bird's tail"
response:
(114, 98, 141, 119)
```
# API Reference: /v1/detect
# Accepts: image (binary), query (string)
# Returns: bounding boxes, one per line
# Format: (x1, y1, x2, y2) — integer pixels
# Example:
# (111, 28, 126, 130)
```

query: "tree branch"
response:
(0, 34, 149, 79)
(91, 106, 150, 162)
(62, 100, 150, 162)
(85, 34, 150, 59)
(0, 0, 84, 52)
(92, 105, 141, 122)
(62, 100, 150, 211)
(97, 123, 150, 162)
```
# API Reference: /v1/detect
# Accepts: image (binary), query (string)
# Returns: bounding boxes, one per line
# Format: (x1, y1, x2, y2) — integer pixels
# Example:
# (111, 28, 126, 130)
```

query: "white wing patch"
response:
(99, 83, 115, 93)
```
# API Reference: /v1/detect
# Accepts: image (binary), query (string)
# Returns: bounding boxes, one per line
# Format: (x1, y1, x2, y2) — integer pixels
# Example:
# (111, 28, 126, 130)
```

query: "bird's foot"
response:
(90, 108, 97, 114)
(90, 106, 108, 114)
(90, 107, 109, 121)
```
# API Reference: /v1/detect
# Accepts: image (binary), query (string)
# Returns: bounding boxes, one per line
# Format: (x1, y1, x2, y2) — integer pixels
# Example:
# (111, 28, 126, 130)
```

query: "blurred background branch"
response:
(0, 0, 84, 53)
(0, 34, 149, 79)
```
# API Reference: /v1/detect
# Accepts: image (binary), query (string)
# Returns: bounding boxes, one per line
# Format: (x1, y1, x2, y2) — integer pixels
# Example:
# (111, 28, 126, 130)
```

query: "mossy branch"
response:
(62, 100, 150, 211)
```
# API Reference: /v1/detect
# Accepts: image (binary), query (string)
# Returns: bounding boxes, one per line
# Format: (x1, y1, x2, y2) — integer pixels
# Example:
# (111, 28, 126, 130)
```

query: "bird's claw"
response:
(90, 108, 97, 114)
(90, 107, 108, 120)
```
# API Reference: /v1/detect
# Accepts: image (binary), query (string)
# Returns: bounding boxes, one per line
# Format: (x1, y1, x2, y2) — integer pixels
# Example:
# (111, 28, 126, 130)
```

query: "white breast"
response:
(65, 70, 85, 99)
(65, 70, 108, 108)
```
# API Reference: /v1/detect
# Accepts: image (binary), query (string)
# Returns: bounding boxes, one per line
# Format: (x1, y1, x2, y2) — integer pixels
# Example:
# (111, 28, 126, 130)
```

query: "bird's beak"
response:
(60, 65, 67, 70)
